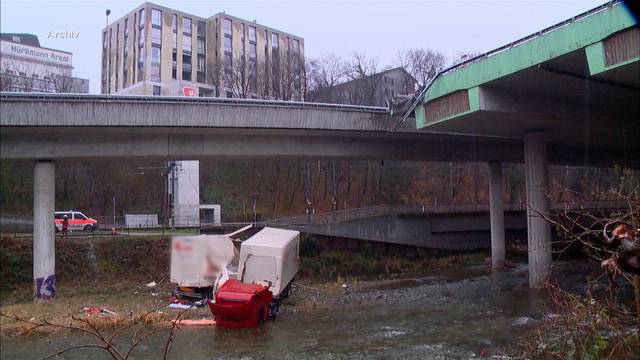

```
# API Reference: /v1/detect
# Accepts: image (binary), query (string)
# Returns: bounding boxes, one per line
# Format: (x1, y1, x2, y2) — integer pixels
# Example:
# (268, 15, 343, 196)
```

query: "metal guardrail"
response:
(267, 200, 631, 226)
(0, 92, 389, 113)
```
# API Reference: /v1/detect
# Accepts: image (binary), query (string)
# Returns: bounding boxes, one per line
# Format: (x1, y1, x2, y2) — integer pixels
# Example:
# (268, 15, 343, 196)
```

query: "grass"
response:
(0, 233, 493, 338)
(0, 280, 211, 338)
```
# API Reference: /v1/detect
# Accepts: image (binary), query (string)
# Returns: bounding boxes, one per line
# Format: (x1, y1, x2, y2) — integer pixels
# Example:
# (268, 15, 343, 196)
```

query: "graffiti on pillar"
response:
(34, 275, 56, 300)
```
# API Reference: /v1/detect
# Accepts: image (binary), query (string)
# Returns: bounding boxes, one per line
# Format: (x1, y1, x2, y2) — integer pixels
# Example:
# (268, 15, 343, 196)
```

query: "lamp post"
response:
(105, 9, 111, 29)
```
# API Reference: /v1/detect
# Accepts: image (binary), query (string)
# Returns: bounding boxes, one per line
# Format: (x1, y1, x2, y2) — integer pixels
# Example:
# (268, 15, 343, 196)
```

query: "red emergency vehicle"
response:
(54, 211, 98, 232)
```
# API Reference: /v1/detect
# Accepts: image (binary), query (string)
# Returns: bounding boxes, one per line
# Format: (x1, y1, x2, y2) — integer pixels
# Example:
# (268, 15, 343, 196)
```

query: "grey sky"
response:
(1, 0, 605, 94)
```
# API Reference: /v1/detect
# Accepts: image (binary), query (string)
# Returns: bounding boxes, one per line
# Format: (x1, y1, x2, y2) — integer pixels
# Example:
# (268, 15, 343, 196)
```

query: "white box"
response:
(238, 227, 300, 298)
(170, 235, 237, 288)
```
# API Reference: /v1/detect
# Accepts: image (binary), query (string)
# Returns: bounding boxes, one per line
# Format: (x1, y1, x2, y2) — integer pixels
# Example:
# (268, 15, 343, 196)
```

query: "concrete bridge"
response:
(0, 1, 637, 298)
(403, 0, 638, 286)
(268, 201, 630, 250)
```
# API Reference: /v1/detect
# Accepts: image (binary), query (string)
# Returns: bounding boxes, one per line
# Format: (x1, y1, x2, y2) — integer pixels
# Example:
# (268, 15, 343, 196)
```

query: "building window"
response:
(137, 45, 144, 82)
(172, 51, 177, 79)
(115, 24, 120, 91)
(172, 14, 177, 49)
(197, 55, 206, 83)
(199, 88, 213, 97)
(152, 28, 161, 45)
(183, 17, 191, 34)
(108, 27, 112, 92)
(240, 23, 245, 58)
(153, 85, 161, 95)
(151, 46, 161, 82)
(271, 33, 279, 95)
(132, 13, 137, 82)
(123, 19, 129, 87)
(151, 8, 162, 27)
(224, 19, 232, 36)
(197, 20, 206, 38)
(102, 31, 108, 90)
(197, 38, 205, 54)
(224, 19, 233, 77)
(139, 8, 145, 29)
(248, 26, 256, 43)
(292, 38, 301, 91)
(183, 35, 192, 54)
(182, 56, 192, 81)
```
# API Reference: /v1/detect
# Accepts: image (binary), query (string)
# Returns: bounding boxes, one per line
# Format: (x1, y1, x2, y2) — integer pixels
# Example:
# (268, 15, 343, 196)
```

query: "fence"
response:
(0, 200, 628, 234)
(267, 200, 630, 226)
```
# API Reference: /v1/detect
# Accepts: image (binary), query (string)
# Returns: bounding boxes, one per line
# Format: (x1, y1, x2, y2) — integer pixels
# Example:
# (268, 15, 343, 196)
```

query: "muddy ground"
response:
(0, 234, 493, 338)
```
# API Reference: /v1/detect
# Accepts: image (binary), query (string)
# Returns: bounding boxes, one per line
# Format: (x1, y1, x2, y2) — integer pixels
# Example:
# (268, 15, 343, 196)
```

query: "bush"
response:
(523, 284, 639, 359)
(300, 234, 319, 258)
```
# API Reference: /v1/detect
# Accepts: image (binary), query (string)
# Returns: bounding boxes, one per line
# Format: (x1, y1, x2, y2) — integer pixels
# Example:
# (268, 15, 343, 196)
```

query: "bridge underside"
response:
(418, 26, 640, 167)
(413, 3, 638, 288)
(1, 126, 634, 168)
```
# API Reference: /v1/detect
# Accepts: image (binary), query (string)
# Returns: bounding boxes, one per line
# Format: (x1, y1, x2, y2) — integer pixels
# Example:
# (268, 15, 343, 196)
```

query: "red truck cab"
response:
(209, 279, 273, 328)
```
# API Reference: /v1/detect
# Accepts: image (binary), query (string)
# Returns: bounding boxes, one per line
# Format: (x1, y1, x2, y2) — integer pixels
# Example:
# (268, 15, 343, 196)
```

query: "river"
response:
(1, 264, 562, 359)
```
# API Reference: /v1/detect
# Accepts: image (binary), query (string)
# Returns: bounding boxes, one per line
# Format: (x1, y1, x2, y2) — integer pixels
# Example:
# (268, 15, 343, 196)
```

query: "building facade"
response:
(101, 2, 305, 100)
(310, 67, 416, 107)
(0, 33, 89, 93)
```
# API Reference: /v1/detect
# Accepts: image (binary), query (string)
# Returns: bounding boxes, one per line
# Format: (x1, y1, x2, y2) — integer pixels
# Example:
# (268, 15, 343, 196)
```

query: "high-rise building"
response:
(101, 2, 305, 100)
(0, 33, 89, 93)
(101, 3, 305, 226)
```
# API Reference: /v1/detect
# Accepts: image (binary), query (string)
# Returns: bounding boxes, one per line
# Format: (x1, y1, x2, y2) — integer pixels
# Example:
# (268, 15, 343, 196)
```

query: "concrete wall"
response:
(172, 160, 199, 226)
(295, 213, 527, 250)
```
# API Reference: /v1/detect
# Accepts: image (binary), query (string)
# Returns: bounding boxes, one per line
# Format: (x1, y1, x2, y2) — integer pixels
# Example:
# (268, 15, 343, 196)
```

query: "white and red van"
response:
(54, 211, 98, 232)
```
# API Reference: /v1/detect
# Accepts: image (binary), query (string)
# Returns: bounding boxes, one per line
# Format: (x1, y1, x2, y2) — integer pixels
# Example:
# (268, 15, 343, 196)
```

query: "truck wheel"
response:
(283, 284, 291, 299)
(257, 309, 265, 325)
(269, 303, 279, 319)
(83, 225, 94, 232)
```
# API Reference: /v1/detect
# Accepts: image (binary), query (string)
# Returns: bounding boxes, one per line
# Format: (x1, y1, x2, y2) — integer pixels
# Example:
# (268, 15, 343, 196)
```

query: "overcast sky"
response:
(1, 0, 605, 94)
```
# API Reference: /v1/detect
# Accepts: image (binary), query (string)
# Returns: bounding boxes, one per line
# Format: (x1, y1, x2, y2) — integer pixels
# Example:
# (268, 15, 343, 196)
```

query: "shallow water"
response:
(1, 266, 553, 359)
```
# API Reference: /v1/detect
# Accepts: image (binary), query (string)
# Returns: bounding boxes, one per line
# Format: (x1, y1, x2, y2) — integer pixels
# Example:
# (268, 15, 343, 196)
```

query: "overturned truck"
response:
(170, 227, 300, 328)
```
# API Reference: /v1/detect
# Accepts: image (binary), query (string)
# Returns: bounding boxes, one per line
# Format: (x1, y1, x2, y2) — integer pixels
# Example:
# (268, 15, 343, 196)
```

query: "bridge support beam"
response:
(524, 133, 552, 288)
(33, 161, 56, 301)
(488, 161, 505, 270)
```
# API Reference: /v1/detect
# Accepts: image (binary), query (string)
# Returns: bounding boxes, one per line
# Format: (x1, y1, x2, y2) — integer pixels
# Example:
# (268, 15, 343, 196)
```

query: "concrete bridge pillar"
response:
(524, 133, 552, 288)
(33, 161, 56, 301)
(488, 161, 505, 270)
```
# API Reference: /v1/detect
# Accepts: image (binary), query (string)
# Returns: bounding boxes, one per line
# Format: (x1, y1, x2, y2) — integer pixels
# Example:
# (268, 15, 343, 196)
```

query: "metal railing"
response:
(267, 200, 630, 226)
(0, 199, 628, 234)
(0, 92, 389, 113)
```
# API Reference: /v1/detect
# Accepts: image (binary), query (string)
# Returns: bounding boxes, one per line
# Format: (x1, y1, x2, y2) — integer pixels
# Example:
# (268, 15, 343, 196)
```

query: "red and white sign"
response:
(182, 86, 197, 97)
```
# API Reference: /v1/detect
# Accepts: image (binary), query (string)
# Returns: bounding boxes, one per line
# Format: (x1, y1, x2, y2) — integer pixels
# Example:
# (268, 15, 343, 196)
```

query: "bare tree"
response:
(51, 74, 75, 93)
(344, 52, 384, 105)
(0, 303, 189, 359)
(395, 48, 446, 88)
(305, 54, 348, 102)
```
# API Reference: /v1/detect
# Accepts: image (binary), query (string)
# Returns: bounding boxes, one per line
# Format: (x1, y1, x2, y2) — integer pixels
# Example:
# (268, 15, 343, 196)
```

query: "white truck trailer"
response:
(237, 227, 300, 300)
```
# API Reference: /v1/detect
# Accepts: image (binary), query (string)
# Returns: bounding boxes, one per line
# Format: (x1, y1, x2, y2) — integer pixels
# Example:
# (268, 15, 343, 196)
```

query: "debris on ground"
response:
(171, 318, 216, 326)
(82, 307, 117, 316)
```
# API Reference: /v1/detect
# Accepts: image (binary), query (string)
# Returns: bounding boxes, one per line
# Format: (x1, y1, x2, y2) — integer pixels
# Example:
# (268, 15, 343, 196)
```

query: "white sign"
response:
(0, 40, 73, 67)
